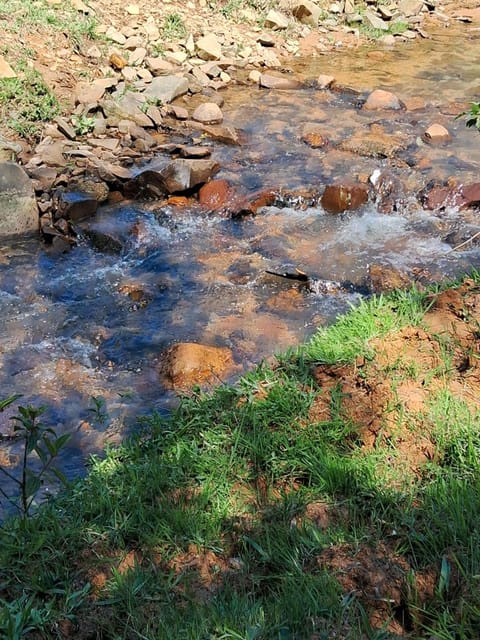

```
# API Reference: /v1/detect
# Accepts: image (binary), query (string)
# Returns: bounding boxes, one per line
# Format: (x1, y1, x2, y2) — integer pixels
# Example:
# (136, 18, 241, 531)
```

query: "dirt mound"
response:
(310, 279, 480, 478)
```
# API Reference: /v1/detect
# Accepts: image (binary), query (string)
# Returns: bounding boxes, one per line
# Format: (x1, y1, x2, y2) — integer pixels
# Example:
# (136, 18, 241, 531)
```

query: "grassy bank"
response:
(1, 275, 480, 638)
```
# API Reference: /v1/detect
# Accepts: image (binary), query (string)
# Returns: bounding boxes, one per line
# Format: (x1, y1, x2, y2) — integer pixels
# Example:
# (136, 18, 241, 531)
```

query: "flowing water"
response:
(2, 21, 480, 509)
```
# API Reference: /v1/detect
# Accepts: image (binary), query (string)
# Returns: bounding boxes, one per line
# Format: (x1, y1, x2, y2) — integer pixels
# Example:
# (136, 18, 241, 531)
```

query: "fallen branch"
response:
(447, 230, 480, 253)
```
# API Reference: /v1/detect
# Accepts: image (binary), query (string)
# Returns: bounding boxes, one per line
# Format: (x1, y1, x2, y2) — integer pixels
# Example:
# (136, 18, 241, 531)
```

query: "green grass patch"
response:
(1, 277, 480, 637)
(0, 63, 60, 139)
(0, 0, 97, 139)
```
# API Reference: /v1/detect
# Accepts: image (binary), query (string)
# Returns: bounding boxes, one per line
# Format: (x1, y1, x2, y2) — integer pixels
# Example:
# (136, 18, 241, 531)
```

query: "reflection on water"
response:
(2, 19, 480, 507)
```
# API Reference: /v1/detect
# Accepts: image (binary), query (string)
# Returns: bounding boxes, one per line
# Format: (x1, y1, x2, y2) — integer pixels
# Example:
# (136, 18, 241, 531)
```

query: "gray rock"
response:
(160, 159, 220, 193)
(143, 76, 189, 104)
(103, 92, 153, 127)
(363, 10, 389, 31)
(126, 159, 220, 197)
(196, 33, 222, 61)
(398, 0, 424, 16)
(55, 117, 77, 140)
(264, 9, 289, 30)
(0, 163, 38, 237)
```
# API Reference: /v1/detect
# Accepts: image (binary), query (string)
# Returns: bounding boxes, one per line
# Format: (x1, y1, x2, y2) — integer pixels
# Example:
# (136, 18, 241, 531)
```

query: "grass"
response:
(0, 62, 60, 139)
(1, 275, 480, 638)
(0, 0, 97, 140)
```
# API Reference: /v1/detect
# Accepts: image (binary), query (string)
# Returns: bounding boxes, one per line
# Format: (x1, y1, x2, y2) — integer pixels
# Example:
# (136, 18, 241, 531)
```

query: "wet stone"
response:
(321, 183, 369, 214)
(231, 189, 277, 217)
(198, 179, 232, 210)
(423, 123, 451, 144)
(368, 264, 413, 293)
(160, 159, 220, 194)
(363, 89, 403, 111)
(301, 123, 328, 148)
(55, 190, 98, 222)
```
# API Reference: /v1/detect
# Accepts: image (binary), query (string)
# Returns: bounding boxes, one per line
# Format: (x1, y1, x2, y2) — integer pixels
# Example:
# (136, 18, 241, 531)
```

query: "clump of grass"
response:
(163, 13, 187, 40)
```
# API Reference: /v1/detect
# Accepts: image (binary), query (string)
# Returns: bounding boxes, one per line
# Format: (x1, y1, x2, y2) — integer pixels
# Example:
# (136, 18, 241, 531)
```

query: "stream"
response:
(1, 21, 480, 511)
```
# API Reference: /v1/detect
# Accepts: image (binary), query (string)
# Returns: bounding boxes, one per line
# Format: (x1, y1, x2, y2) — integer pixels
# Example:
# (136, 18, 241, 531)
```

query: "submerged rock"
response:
(423, 123, 451, 144)
(260, 74, 303, 90)
(363, 89, 403, 111)
(321, 183, 369, 214)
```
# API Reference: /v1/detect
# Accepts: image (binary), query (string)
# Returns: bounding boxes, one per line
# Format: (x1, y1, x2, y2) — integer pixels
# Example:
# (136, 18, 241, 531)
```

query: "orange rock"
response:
(167, 196, 190, 206)
(231, 189, 277, 217)
(161, 342, 235, 389)
(109, 53, 127, 71)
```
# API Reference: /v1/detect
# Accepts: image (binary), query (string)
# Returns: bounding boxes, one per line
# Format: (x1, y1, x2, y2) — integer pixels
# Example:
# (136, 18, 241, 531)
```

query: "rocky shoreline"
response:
(0, 0, 477, 250)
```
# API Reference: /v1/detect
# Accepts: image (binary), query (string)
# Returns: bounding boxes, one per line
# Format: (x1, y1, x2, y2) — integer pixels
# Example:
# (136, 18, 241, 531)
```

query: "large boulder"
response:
(0, 163, 38, 237)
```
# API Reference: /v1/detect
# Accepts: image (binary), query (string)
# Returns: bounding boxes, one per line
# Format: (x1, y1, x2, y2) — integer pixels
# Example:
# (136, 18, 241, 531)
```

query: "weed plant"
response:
(0, 277, 480, 638)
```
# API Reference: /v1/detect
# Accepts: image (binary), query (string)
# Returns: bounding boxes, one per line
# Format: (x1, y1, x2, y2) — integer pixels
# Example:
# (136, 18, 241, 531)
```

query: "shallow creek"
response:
(2, 21, 480, 504)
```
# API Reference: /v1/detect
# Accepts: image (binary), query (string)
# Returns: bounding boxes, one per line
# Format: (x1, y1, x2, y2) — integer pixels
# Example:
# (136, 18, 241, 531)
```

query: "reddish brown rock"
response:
(459, 183, 480, 208)
(423, 123, 451, 144)
(198, 179, 232, 210)
(422, 182, 480, 211)
(161, 342, 235, 389)
(423, 185, 454, 211)
(321, 183, 369, 214)
(231, 189, 277, 217)
(363, 89, 402, 111)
